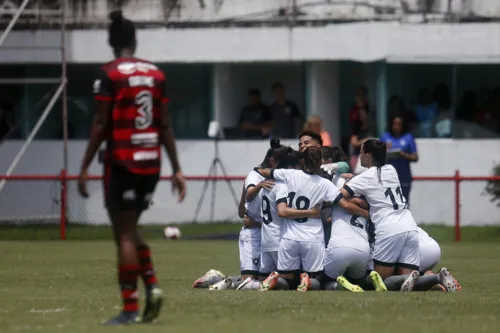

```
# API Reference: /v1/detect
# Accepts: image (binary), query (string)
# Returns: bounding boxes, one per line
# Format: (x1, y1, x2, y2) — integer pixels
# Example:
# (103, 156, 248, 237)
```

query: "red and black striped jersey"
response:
(93, 57, 168, 175)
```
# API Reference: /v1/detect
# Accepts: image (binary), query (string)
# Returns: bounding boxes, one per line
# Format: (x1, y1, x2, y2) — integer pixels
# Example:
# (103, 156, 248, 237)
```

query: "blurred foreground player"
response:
(77, 11, 186, 325)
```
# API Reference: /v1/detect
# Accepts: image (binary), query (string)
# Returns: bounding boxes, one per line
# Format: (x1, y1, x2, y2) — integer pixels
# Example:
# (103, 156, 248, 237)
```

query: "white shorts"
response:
(277, 238, 324, 274)
(419, 237, 441, 273)
(239, 230, 261, 275)
(373, 231, 420, 270)
(260, 251, 278, 275)
(324, 247, 370, 280)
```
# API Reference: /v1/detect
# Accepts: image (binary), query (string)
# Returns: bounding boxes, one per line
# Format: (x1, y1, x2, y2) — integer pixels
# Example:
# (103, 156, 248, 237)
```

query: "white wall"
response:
(3, 23, 500, 64)
(307, 62, 341, 146)
(0, 140, 498, 226)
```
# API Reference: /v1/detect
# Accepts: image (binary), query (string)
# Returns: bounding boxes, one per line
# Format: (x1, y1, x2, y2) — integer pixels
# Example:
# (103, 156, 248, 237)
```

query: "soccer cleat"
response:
(236, 277, 253, 291)
(260, 272, 279, 292)
(370, 271, 388, 291)
(192, 269, 225, 288)
(424, 270, 446, 291)
(142, 287, 163, 323)
(424, 270, 434, 276)
(336, 276, 364, 292)
(437, 267, 460, 292)
(400, 270, 420, 292)
(209, 277, 232, 290)
(297, 273, 311, 292)
(103, 311, 141, 326)
(453, 278, 462, 292)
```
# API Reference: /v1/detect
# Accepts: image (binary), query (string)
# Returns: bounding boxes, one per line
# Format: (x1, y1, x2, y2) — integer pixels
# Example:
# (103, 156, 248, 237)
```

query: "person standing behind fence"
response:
(304, 115, 332, 147)
(269, 82, 302, 138)
(380, 114, 418, 205)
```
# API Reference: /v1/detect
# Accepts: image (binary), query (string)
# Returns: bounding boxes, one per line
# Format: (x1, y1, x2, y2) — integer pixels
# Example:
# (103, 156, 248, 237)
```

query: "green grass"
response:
(0, 238, 500, 333)
(2, 223, 500, 243)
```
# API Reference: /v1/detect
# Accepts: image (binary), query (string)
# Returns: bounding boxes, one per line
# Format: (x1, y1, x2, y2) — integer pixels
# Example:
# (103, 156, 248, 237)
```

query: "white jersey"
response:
(272, 169, 341, 243)
(242, 168, 264, 241)
(329, 175, 370, 253)
(417, 226, 431, 241)
(260, 181, 288, 252)
(344, 165, 417, 241)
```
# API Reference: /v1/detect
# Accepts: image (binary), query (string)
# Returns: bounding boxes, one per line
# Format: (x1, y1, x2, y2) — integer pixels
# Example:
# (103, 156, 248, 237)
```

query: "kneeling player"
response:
(78, 11, 186, 325)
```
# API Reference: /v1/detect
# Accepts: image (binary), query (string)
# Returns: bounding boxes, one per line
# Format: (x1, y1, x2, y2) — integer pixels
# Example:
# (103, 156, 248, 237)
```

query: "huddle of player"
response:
(193, 131, 461, 293)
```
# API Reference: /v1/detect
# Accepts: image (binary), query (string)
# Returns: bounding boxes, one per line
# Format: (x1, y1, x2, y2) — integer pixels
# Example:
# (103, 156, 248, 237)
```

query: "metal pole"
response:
(0, 81, 66, 194)
(0, 0, 32, 47)
(61, 0, 69, 179)
(0, 78, 61, 85)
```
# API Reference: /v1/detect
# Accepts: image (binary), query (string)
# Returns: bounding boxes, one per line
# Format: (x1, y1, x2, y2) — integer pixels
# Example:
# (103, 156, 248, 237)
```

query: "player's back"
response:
(347, 165, 417, 240)
(272, 169, 340, 243)
(260, 181, 287, 252)
(242, 168, 264, 241)
(329, 175, 370, 253)
(99, 57, 166, 175)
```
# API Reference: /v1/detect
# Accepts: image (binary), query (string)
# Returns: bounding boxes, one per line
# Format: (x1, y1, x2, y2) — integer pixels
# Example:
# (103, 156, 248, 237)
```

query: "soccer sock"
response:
(309, 278, 322, 291)
(118, 264, 140, 313)
(323, 281, 341, 291)
(242, 280, 261, 290)
(274, 277, 291, 290)
(383, 275, 407, 291)
(229, 276, 244, 289)
(413, 275, 440, 291)
(350, 275, 375, 291)
(137, 245, 158, 290)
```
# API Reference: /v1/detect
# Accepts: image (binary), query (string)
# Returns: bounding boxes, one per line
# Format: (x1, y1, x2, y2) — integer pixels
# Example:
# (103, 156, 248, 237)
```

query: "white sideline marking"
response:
(28, 308, 67, 314)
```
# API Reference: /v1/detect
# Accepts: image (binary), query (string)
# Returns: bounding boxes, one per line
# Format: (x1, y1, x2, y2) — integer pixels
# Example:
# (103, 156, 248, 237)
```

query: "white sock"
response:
(242, 280, 261, 290)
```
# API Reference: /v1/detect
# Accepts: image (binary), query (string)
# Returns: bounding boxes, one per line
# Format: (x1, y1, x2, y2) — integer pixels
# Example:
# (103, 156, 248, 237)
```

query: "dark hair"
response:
(259, 137, 285, 168)
(299, 130, 323, 146)
(248, 89, 260, 97)
(277, 148, 300, 169)
(108, 10, 136, 51)
(272, 82, 284, 91)
(361, 139, 387, 182)
(320, 146, 348, 163)
(387, 113, 409, 136)
(301, 147, 322, 173)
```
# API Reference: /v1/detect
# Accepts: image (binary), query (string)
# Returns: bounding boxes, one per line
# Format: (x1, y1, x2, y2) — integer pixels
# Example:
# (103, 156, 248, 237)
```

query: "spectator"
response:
(476, 87, 500, 134)
(456, 90, 477, 122)
(269, 82, 302, 138)
(432, 83, 453, 137)
(387, 94, 418, 133)
(304, 115, 332, 147)
(349, 85, 375, 130)
(349, 108, 373, 172)
(238, 89, 272, 138)
(414, 86, 438, 138)
(380, 113, 418, 205)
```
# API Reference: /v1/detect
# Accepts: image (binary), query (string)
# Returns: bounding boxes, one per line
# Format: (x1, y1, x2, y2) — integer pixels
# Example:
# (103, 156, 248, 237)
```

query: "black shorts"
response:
(103, 163, 159, 214)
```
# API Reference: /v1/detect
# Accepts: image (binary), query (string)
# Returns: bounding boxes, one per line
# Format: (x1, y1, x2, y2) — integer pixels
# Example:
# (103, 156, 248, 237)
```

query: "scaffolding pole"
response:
(0, 78, 62, 84)
(0, 0, 31, 47)
(0, 80, 66, 194)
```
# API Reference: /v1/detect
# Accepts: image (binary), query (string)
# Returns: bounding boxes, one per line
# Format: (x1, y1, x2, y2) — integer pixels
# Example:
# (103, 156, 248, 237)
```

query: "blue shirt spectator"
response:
(380, 114, 419, 205)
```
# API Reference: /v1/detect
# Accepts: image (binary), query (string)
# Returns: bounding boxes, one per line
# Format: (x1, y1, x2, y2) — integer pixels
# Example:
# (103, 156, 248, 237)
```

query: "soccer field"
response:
(1, 232, 500, 333)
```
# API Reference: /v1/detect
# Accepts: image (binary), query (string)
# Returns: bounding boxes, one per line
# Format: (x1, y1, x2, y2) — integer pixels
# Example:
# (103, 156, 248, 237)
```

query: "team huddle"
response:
(193, 131, 462, 293)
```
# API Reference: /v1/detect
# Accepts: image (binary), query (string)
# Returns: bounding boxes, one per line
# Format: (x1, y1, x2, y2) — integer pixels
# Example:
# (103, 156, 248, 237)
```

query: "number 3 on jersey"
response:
(135, 91, 153, 129)
(384, 186, 408, 210)
(287, 192, 310, 223)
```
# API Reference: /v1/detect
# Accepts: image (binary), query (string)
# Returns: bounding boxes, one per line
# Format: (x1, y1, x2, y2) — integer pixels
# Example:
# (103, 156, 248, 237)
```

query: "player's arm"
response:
(337, 197, 369, 219)
(80, 70, 112, 175)
(348, 196, 369, 209)
(276, 202, 320, 219)
(158, 78, 186, 202)
(243, 215, 261, 228)
(238, 184, 246, 218)
(400, 135, 419, 162)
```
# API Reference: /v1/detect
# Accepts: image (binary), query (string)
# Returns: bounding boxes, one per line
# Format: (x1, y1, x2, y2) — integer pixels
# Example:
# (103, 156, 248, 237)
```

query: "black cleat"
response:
(103, 311, 141, 326)
(142, 287, 164, 323)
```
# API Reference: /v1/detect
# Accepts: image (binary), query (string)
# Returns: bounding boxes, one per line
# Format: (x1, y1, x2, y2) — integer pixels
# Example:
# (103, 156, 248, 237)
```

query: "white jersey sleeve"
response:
(245, 168, 264, 190)
(323, 179, 342, 204)
(274, 182, 288, 205)
(270, 168, 291, 183)
(342, 171, 370, 197)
